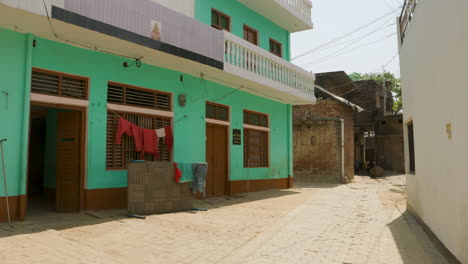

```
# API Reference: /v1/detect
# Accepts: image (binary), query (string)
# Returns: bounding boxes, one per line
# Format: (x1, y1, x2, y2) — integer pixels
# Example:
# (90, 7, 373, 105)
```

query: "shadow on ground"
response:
(0, 189, 301, 239)
(387, 211, 449, 264)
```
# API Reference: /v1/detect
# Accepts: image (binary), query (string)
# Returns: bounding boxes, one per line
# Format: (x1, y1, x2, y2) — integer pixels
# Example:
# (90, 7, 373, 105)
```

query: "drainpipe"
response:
(341, 118, 345, 183)
(287, 105, 293, 187)
(19, 34, 33, 211)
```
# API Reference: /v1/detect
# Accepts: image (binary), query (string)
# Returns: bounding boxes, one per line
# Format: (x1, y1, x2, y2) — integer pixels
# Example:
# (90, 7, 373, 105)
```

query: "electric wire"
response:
(301, 32, 396, 68)
(292, 8, 401, 61)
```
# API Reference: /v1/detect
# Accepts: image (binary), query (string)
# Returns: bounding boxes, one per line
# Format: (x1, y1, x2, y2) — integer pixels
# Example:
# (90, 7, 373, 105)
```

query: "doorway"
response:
(27, 105, 83, 214)
(205, 124, 228, 197)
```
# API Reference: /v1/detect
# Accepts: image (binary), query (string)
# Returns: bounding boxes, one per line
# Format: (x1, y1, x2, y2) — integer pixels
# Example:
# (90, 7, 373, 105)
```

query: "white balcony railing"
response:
(279, 0, 312, 21)
(224, 32, 315, 98)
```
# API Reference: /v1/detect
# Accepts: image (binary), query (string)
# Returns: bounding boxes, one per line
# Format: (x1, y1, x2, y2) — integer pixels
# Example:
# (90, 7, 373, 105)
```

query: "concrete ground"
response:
(0, 175, 448, 264)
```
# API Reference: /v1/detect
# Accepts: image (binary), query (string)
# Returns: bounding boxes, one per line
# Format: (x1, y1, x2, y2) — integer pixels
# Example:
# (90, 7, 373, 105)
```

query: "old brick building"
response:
(293, 72, 362, 183)
(345, 80, 404, 172)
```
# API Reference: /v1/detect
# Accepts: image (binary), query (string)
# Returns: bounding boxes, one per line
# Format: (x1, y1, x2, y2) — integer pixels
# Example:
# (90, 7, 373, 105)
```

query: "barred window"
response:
(243, 110, 269, 168)
(106, 112, 171, 170)
(106, 82, 172, 170)
(244, 129, 269, 168)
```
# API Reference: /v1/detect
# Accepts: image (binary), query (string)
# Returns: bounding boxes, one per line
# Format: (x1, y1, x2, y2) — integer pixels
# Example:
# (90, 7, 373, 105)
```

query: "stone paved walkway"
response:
(0, 175, 448, 263)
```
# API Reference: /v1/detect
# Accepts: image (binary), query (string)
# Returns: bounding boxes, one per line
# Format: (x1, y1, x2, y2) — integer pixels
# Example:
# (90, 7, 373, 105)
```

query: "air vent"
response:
(206, 102, 229, 121)
(31, 70, 87, 99)
(107, 83, 171, 111)
(243, 110, 269, 127)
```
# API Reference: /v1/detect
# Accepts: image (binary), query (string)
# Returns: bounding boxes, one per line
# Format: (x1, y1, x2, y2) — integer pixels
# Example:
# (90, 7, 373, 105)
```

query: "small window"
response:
(269, 38, 282, 57)
(244, 110, 269, 128)
(206, 102, 229, 121)
(243, 25, 258, 45)
(107, 82, 171, 111)
(211, 9, 230, 31)
(407, 121, 415, 173)
(31, 69, 88, 100)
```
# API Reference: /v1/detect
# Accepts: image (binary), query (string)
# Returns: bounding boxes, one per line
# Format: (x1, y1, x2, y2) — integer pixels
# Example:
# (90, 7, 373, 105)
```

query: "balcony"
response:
(223, 31, 316, 104)
(237, 0, 313, 32)
(0, 0, 315, 105)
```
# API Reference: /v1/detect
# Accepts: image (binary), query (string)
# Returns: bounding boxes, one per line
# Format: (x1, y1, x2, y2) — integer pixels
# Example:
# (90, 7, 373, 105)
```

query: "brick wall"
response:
(293, 100, 354, 183)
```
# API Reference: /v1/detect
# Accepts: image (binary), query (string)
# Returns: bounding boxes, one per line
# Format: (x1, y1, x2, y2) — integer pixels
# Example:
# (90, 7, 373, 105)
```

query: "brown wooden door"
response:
(206, 124, 228, 197)
(56, 111, 81, 212)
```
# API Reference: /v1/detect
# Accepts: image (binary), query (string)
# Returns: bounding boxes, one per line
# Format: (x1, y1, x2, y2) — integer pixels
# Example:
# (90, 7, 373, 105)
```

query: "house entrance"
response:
(205, 124, 228, 197)
(27, 105, 83, 214)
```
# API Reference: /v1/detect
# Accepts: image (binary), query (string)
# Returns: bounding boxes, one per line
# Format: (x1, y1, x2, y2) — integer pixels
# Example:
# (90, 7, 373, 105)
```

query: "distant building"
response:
(293, 72, 363, 183)
(345, 80, 404, 172)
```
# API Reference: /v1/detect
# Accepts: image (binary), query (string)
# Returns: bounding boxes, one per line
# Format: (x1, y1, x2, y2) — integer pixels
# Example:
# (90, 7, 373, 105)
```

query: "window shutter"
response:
(31, 70, 87, 99)
(243, 111, 269, 127)
(107, 83, 172, 111)
(206, 102, 229, 121)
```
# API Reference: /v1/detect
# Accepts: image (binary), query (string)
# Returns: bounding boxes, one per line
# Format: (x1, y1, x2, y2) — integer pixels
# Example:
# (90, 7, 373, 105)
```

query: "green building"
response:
(0, 0, 315, 221)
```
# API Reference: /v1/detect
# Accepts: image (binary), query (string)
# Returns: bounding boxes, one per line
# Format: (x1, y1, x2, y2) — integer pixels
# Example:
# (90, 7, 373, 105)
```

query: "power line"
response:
(302, 22, 396, 55)
(299, 19, 396, 68)
(300, 29, 397, 69)
(292, 8, 401, 61)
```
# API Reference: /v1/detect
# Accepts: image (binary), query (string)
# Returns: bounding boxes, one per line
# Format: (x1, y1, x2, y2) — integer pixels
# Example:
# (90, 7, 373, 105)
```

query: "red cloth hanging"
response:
(142, 128, 159, 160)
(173, 162, 183, 183)
(164, 126, 173, 150)
(116, 117, 143, 154)
(116, 117, 132, 144)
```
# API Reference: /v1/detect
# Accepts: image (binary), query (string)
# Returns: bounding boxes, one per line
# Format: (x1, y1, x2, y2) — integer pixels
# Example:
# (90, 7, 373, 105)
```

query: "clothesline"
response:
(115, 114, 174, 161)
(108, 108, 188, 125)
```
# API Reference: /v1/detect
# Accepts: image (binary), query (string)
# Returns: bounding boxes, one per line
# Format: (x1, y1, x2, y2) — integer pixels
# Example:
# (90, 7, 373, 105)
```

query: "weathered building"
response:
(345, 80, 404, 172)
(293, 72, 362, 183)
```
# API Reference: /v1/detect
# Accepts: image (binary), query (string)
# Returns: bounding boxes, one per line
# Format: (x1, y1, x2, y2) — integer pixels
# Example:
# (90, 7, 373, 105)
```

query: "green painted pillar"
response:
(19, 33, 33, 195)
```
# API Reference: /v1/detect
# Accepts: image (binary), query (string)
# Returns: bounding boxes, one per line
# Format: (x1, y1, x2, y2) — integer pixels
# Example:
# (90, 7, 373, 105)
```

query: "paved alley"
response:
(0, 175, 447, 264)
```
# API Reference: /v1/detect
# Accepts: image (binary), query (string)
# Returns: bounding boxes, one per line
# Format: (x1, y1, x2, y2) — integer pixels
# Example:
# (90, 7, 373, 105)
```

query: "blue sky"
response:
(291, 0, 404, 77)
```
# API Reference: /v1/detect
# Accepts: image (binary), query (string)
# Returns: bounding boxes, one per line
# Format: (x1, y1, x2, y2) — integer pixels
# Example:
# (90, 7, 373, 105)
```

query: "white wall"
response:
(150, 0, 195, 18)
(398, 0, 468, 262)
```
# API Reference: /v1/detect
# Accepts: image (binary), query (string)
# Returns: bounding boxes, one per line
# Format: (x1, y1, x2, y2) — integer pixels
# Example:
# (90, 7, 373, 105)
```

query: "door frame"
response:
(28, 101, 87, 213)
(206, 119, 230, 196)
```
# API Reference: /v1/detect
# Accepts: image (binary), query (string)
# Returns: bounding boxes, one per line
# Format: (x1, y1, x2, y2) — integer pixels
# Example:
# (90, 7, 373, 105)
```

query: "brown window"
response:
(407, 121, 415, 173)
(243, 110, 269, 168)
(108, 82, 171, 111)
(244, 129, 269, 168)
(211, 9, 230, 31)
(106, 83, 172, 170)
(206, 102, 229, 121)
(269, 38, 282, 57)
(243, 25, 258, 45)
(244, 110, 269, 127)
(31, 69, 88, 99)
(106, 112, 171, 170)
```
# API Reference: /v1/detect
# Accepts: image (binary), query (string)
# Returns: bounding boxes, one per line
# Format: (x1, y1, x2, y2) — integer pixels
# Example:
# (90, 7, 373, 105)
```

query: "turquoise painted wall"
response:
(0, 29, 28, 197)
(195, 0, 291, 61)
(0, 28, 292, 195)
